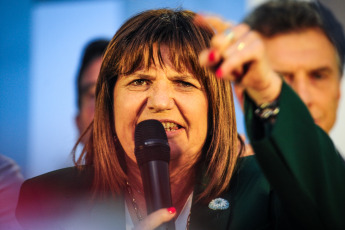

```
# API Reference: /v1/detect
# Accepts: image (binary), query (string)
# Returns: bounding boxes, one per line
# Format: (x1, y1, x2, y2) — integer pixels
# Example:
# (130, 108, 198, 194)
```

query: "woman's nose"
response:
(147, 81, 174, 112)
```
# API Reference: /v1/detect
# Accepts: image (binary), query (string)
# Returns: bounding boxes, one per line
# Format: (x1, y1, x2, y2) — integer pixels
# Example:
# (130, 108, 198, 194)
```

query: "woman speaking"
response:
(16, 9, 345, 230)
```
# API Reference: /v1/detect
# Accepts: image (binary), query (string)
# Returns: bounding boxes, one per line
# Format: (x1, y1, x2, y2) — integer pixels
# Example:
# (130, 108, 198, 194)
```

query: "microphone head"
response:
(134, 120, 170, 167)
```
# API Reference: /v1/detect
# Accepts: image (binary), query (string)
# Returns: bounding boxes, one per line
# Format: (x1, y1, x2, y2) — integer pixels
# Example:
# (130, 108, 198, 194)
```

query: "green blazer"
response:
(244, 81, 345, 229)
(16, 82, 345, 230)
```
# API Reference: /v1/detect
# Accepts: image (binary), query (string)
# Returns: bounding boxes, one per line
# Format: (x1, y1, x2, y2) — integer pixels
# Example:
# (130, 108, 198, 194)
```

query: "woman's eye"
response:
(130, 79, 148, 86)
(176, 80, 195, 88)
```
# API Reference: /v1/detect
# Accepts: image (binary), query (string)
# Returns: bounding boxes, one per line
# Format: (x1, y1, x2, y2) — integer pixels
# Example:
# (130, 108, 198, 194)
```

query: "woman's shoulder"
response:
(19, 165, 94, 202)
(27, 165, 93, 181)
(232, 155, 271, 191)
(236, 155, 262, 175)
(16, 166, 99, 229)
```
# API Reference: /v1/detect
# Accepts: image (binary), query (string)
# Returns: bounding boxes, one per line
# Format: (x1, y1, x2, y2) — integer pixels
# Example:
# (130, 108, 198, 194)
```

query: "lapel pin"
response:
(208, 198, 229, 210)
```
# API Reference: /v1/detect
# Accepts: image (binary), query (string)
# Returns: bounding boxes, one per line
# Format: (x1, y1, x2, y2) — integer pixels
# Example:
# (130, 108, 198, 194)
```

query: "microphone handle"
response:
(140, 161, 175, 230)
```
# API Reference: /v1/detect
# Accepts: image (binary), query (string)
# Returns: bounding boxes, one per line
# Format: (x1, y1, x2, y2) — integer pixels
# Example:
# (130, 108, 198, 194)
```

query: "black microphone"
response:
(134, 119, 175, 230)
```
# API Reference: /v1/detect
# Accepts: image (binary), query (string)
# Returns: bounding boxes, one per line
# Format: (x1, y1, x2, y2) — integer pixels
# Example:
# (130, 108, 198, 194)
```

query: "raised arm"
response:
(198, 16, 345, 229)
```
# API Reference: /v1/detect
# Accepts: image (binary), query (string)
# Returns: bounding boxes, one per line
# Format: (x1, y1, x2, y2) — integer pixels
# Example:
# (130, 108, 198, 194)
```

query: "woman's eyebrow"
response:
(169, 74, 196, 81)
(125, 73, 155, 79)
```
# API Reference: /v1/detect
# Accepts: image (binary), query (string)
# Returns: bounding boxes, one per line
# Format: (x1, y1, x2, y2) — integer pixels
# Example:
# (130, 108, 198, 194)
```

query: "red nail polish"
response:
(209, 51, 216, 62)
(167, 207, 176, 214)
(216, 68, 223, 78)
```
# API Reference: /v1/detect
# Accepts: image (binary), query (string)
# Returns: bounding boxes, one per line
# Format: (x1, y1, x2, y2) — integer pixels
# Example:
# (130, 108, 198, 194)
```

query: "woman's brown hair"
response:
(73, 8, 241, 203)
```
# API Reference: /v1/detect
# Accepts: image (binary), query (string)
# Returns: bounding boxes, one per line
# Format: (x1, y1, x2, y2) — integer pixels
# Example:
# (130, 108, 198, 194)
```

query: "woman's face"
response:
(113, 46, 209, 166)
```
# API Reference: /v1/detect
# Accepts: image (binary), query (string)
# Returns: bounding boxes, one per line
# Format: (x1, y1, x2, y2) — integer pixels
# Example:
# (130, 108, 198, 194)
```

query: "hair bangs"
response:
(116, 9, 212, 84)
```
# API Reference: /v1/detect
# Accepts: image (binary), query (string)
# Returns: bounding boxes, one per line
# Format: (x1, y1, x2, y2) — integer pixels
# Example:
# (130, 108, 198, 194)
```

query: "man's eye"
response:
(84, 89, 96, 100)
(311, 73, 325, 80)
(279, 73, 293, 80)
(87, 92, 95, 99)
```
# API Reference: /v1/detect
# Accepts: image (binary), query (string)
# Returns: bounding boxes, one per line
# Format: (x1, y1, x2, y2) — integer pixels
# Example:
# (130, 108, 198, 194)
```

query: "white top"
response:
(125, 192, 193, 230)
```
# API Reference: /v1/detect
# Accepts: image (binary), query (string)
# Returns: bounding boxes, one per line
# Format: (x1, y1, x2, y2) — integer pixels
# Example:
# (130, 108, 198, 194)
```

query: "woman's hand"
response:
(197, 15, 282, 105)
(133, 207, 176, 230)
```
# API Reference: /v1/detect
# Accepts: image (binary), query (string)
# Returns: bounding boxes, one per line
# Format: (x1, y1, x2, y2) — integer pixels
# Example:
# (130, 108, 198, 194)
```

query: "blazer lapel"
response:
(188, 166, 232, 230)
(189, 191, 231, 230)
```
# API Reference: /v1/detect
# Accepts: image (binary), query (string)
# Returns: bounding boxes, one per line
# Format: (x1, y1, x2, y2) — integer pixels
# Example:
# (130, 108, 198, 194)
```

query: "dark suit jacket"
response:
(16, 82, 345, 230)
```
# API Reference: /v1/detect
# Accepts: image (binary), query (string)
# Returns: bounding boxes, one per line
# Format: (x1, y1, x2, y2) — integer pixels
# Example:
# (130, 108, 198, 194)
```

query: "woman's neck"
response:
(169, 159, 196, 215)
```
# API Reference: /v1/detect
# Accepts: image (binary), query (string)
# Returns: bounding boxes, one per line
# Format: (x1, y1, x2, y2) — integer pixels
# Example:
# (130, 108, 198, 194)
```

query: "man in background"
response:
(235, 0, 344, 136)
(75, 39, 109, 144)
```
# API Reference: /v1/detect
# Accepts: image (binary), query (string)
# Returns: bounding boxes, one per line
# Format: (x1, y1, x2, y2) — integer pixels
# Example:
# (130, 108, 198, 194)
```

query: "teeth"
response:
(161, 122, 179, 131)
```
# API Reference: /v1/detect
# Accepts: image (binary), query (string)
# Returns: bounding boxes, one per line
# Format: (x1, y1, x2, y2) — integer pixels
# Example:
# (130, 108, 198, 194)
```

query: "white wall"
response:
(330, 76, 345, 156)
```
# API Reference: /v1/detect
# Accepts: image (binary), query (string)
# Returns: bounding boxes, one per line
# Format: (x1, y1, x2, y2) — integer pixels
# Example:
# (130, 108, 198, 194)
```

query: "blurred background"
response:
(1, 0, 344, 179)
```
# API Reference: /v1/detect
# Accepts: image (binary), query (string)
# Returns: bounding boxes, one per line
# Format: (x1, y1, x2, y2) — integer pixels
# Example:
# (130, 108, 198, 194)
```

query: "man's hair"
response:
(243, 0, 345, 75)
(76, 39, 109, 110)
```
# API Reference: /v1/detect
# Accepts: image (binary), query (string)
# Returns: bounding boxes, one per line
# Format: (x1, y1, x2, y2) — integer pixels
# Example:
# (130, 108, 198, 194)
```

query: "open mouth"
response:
(161, 121, 182, 132)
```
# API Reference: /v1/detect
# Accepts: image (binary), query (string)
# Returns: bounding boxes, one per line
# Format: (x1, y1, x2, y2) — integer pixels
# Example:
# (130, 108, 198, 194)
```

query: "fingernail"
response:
(167, 207, 176, 214)
(209, 50, 216, 62)
(216, 68, 223, 78)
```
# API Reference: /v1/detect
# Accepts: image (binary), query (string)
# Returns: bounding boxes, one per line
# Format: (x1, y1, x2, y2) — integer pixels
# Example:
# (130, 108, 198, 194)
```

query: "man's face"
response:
(76, 57, 102, 143)
(263, 28, 341, 133)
